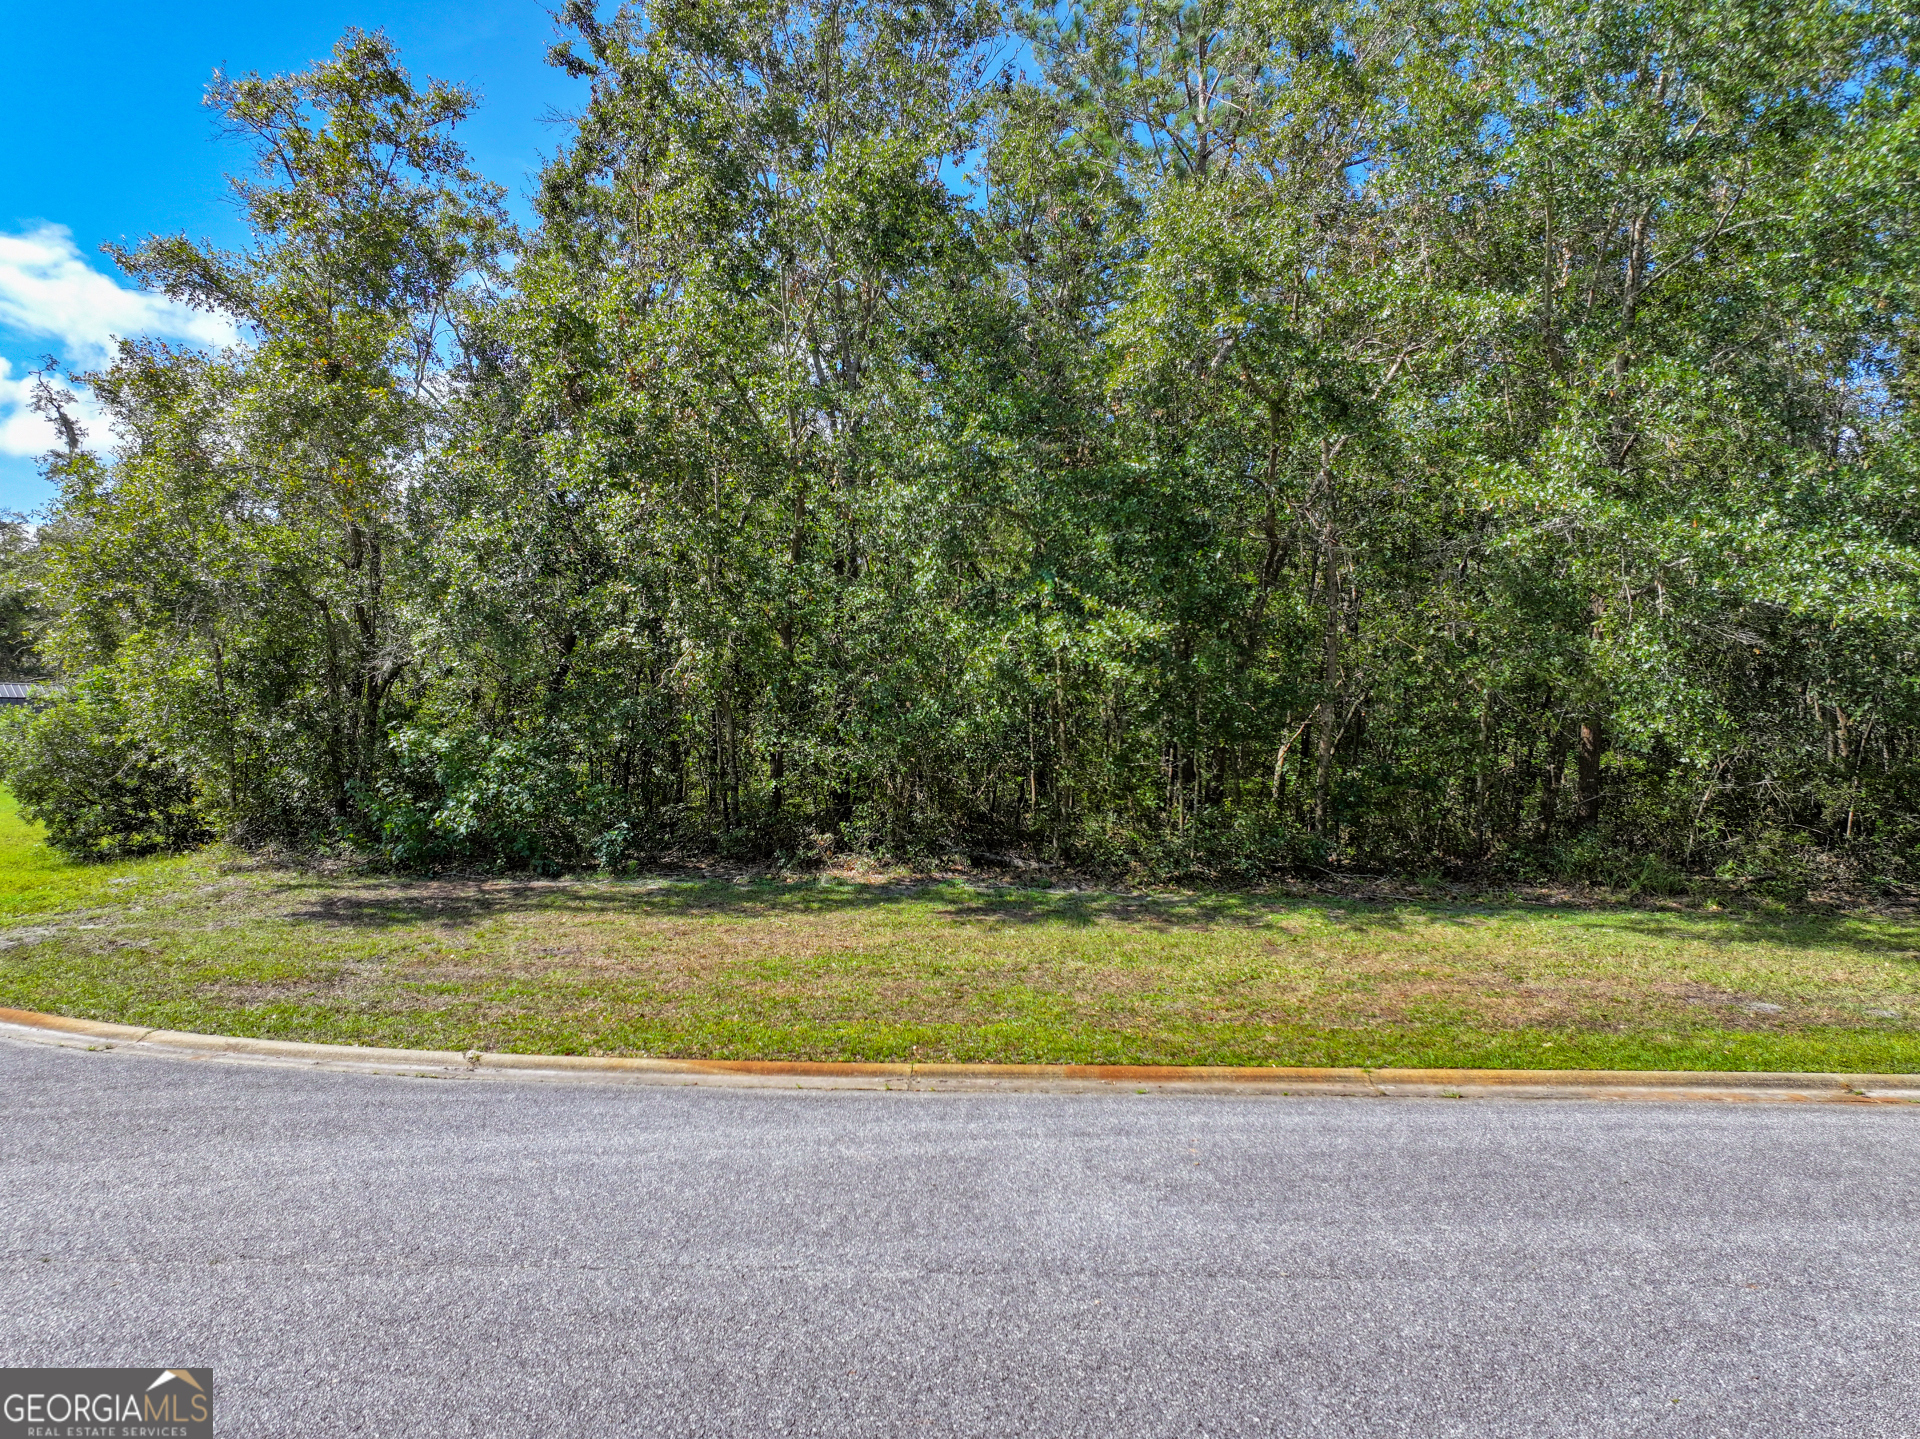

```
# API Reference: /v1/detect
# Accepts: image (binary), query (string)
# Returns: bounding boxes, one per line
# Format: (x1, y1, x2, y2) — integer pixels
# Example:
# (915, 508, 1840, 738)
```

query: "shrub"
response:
(0, 671, 208, 858)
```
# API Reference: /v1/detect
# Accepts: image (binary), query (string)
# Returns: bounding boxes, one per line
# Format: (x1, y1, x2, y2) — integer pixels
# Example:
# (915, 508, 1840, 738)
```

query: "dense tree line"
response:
(8, 0, 1920, 885)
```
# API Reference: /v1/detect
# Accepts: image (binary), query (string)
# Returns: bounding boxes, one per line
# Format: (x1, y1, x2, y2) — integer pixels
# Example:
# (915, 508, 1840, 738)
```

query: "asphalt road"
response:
(3, 1036, 1916, 1438)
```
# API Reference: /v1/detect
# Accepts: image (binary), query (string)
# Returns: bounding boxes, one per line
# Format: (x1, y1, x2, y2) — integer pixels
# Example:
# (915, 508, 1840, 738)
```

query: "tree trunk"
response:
(1574, 719, 1606, 830)
(1312, 555, 1341, 833)
(1540, 720, 1570, 840)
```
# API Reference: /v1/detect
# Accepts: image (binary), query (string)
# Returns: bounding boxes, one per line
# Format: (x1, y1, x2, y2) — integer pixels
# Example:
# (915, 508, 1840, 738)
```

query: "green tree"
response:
(17, 5, 1920, 882)
(403, 0, 1002, 862)
(38, 31, 505, 842)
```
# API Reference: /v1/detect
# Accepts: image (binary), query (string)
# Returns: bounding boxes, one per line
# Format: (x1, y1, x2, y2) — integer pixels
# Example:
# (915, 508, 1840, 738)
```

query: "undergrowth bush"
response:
(0, 672, 207, 859)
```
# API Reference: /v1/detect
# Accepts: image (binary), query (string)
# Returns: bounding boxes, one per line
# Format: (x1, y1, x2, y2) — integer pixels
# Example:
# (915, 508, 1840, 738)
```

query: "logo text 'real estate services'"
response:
(1, 1368, 211, 1439)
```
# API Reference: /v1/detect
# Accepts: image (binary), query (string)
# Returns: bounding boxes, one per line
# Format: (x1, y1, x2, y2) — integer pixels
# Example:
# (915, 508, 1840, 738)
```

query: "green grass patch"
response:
(1, 799, 1918, 1072)
(0, 791, 204, 921)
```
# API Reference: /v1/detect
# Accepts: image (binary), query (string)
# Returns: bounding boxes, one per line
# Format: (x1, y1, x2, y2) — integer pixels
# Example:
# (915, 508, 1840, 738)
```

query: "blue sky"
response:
(0, 0, 586, 509)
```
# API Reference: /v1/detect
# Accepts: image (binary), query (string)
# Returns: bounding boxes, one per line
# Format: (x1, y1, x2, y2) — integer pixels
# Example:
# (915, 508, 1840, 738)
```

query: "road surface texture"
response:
(3, 1035, 1915, 1438)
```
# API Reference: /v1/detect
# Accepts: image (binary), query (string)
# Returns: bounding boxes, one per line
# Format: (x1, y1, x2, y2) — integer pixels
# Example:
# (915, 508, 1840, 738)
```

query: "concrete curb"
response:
(3, 1006, 1918, 1102)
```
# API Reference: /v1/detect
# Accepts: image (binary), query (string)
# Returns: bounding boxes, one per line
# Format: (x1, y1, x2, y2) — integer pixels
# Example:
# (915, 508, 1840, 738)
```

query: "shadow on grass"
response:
(261, 872, 1920, 962)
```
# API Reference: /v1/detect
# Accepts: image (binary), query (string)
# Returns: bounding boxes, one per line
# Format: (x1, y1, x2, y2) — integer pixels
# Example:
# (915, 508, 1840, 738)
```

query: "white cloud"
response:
(0, 224, 238, 460)
(0, 224, 235, 362)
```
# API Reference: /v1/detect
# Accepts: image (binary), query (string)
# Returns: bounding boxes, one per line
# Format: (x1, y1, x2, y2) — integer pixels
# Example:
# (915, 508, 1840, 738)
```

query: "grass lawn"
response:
(2, 795, 1918, 1072)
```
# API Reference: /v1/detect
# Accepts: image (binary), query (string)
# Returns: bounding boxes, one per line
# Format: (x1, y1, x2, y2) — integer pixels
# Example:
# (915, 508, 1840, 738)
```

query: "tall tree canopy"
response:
(12, 0, 1920, 889)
